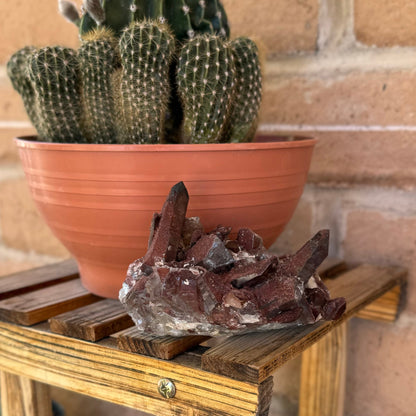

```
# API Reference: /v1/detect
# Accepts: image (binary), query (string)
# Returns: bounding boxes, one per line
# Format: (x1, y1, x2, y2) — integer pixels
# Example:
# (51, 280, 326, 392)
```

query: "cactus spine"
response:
(177, 35, 234, 143)
(7, 47, 42, 133)
(224, 37, 262, 142)
(79, 28, 119, 143)
(118, 21, 175, 143)
(28, 47, 85, 143)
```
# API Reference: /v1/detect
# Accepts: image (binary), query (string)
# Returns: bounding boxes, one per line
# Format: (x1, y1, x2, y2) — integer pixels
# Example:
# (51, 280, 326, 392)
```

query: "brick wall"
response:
(0, 1, 415, 415)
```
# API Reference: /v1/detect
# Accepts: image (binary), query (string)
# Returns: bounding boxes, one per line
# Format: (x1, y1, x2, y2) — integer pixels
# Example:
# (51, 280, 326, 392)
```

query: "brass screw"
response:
(158, 378, 176, 399)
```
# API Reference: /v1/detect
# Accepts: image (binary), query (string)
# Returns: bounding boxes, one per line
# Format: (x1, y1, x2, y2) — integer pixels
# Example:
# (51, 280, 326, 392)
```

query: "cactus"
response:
(62, 0, 230, 41)
(177, 35, 234, 144)
(118, 21, 175, 144)
(7, 47, 42, 133)
(223, 37, 262, 143)
(8, 1, 263, 145)
(78, 28, 119, 143)
(28, 47, 85, 143)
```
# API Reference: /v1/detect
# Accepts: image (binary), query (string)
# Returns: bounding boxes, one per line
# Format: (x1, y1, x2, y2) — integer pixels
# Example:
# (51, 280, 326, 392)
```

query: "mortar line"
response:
(265, 48, 416, 78)
(0, 121, 33, 129)
(258, 124, 416, 132)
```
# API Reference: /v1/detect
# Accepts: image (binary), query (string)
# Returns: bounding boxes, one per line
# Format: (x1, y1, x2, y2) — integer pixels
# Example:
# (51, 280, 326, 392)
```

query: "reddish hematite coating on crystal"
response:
(120, 182, 346, 336)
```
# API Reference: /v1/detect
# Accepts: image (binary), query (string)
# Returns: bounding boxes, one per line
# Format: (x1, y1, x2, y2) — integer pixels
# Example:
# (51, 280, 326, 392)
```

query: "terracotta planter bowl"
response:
(15, 136, 316, 298)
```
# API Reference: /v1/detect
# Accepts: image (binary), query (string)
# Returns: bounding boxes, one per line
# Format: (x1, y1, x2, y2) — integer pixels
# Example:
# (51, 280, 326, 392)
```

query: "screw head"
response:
(158, 378, 176, 399)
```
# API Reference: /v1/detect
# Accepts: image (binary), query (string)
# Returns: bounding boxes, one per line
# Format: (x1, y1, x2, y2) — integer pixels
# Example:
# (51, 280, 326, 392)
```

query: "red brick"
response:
(0, 178, 69, 257)
(0, 128, 36, 163)
(346, 318, 416, 416)
(261, 70, 416, 126)
(223, 0, 319, 55)
(344, 210, 416, 314)
(0, 76, 31, 121)
(306, 131, 416, 190)
(0, 0, 81, 63)
(355, 0, 416, 47)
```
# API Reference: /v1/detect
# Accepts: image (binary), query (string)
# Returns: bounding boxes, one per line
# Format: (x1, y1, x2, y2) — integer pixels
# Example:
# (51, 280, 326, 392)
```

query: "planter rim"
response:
(15, 135, 317, 152)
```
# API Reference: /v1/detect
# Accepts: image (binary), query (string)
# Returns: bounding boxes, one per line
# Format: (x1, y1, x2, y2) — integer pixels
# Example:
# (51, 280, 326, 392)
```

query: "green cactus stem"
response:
(118, 21, 175, 143)
(130, 0, 164, 21)
(79, 28, 119, 143)
(28, 47, 85, 143)
(177, 34, 234, 144)
(202, 0, 230, 38)
(102, 0, 133, 36)
(60, 0, 230, 42)
(78, 0, 133, 38)
(224, 37, 262, 143)
(163, 0, 194, 41)
(186, 0, 205, 28)
(7, 47, 43, 133)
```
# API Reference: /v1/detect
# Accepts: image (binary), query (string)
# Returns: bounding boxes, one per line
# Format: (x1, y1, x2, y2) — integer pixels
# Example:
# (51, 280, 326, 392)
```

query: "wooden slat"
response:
(0, 259, 78, 300)
(355, 284, 402, 322)
(0, 321, 266, 416)
(49, 299, 134, 341)
(0, 279, 100, 326)
(299, 323, 347, 416)
(1, 372, 53, 416)
(201, 264, 406, 383)
(114, 326, 210, 360)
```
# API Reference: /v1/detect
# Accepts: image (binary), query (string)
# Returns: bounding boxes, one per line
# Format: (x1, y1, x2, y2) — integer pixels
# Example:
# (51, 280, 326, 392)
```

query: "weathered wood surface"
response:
(0, 259, 78, 301)
(0, 260, 407, 416)
(49, 299, 134, 341)
(0, 321, 267, 416)
(1, 372, 53, 416)
(201, 264, 407, 383)
(0, 279, 100, 325)
(257, 377, 274, 416)
(114, 326, 210, 360)
(355, 284, 402, 323)
(299, 323, 347, 416)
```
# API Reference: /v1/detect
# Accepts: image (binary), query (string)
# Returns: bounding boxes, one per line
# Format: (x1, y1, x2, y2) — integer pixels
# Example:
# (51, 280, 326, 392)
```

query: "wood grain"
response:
(0, 321, 267, 416)
(299, 323, 347, 416)
(1, 372, 53, 416)
(114, 326, 210, 360)
(257, 376, 274, 416)
(201, 265, 406, 383)
(0, 279, 100, 325)
(0, 259, 78, 300)
(355, 284, 402, 322)
(49, 299, 134, 341)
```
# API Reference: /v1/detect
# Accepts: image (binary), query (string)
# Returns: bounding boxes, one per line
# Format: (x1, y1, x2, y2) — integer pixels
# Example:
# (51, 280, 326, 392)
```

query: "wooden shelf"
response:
(0, 259, 407, 416)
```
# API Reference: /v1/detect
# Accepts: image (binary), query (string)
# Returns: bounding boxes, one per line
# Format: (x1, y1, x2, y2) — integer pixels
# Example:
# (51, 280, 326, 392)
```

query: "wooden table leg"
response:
(1, 372, 53, 416)
(298, 322, 347, 416)
(257, 376, 274, 416)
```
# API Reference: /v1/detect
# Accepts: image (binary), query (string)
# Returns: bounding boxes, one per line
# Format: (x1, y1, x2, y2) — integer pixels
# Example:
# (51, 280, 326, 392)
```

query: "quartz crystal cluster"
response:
(119, 182, 346, 336)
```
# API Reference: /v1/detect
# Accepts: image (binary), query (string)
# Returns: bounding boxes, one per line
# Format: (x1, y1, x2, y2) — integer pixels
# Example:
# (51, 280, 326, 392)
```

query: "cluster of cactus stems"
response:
(8, 0, 262, 144)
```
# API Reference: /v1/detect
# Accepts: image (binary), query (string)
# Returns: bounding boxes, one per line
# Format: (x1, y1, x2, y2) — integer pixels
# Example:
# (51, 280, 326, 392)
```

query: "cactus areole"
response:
(8, 0, 264, 145)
